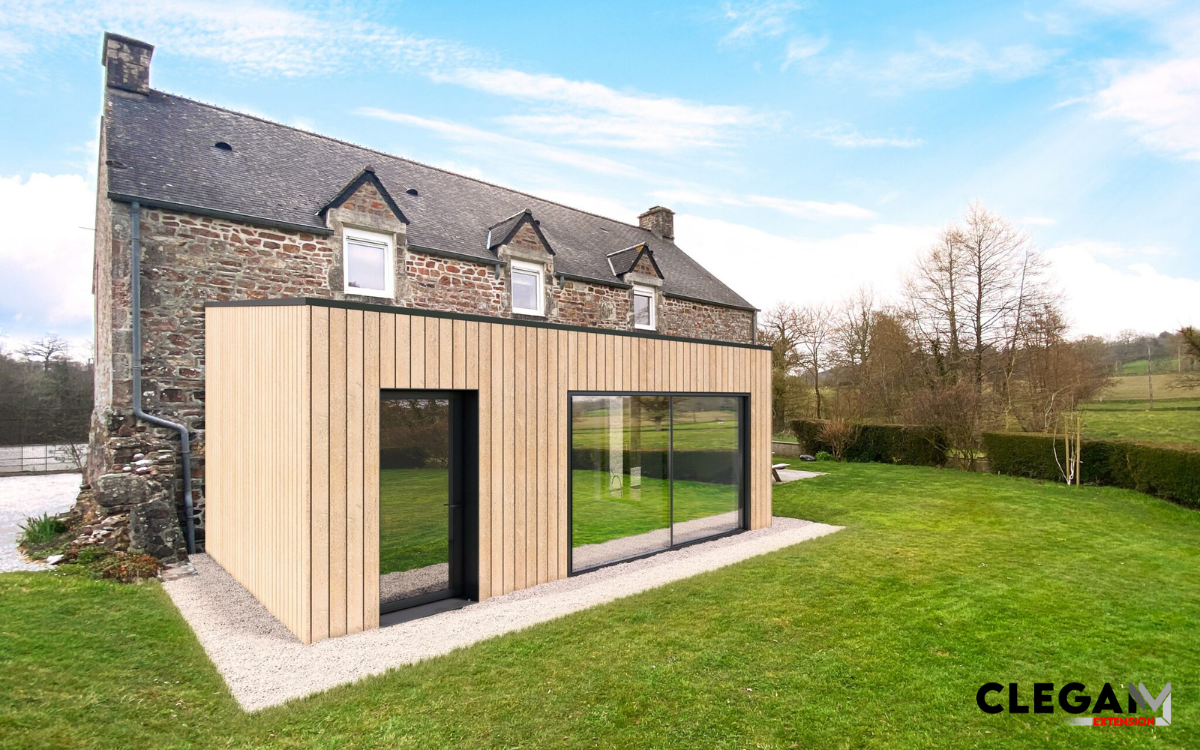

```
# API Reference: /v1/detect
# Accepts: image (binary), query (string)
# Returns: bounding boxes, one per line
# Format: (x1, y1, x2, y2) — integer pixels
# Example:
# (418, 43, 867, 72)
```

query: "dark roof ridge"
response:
(145, 89, 660, 238)
(486, 208, 530, 231)
(606, 243, 646, 257)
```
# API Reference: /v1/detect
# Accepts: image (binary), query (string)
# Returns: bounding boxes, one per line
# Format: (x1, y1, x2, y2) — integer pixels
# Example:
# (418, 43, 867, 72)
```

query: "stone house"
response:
(87, 33, 772, 640)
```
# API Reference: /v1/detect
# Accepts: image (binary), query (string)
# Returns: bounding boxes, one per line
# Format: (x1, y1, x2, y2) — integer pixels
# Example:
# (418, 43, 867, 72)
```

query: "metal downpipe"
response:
(129, 201, 195, 554)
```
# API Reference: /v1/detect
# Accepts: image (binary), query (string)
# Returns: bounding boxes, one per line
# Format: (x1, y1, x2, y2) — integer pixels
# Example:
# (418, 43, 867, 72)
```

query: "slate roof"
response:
(104, 89, 756, 310)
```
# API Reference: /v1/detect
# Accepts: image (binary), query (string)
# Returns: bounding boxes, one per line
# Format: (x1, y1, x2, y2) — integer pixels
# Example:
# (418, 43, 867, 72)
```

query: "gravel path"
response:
(0, 473, 80, 572)
(165, 517, 843, 711)
(572, 511, 741, 570)
(380, 562, 449, 606)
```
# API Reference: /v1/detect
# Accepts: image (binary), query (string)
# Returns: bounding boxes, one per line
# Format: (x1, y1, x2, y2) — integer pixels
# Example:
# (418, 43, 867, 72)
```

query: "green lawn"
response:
(1100, 373, 1200, 400)
(380, 468, 449, 574)
(570, 471, 737, 547)
(2, 462, 1197, 748)
(1079, 398, 1200, 446)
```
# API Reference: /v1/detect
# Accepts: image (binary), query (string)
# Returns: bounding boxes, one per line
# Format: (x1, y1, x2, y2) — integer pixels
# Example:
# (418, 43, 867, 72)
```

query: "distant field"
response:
(1098, 373, 1200, 400)
(1078, 398, 1200, 446)
(1117, 357, 1183, 376)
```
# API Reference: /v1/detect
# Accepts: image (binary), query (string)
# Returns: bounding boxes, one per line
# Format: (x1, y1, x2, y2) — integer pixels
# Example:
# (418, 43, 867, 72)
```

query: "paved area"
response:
(776, 469, 826, 483)
(0, 472, 80, 572)
(165, 517, 843, 711)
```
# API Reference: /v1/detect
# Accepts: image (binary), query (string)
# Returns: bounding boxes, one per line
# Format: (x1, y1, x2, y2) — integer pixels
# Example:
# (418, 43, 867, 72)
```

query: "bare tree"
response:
(956, 201, 1038, 398)
(906, 226, 965, 381)
(795, 303, 834, 419)
(19, 335, 71, 371)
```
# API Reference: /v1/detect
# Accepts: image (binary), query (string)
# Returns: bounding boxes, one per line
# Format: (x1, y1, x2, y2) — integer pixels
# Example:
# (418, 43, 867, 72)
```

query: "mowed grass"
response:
(380, 468, 450, 574)
(570, 471, 738, 547)
(1100, 373, 1200, 400)
(1079, 398, 1200, 446)
(2, 462, 1198, 748)
(571, 409, 738, 451)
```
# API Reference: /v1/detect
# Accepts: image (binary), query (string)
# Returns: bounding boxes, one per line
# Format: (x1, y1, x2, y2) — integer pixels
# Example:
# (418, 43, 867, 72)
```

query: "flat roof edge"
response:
(204, 298, 770, 350)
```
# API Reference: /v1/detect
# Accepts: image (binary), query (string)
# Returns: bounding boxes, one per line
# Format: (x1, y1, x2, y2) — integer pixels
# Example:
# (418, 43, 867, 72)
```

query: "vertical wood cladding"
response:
(206, 303, 771, 644)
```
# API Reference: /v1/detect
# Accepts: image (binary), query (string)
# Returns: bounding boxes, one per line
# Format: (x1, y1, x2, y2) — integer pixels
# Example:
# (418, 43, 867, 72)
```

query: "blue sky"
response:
(1, 0, 1197, 355)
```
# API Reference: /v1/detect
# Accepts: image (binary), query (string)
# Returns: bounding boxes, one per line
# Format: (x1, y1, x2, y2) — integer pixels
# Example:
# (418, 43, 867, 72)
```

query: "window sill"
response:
(512, 309, 545, 318)
(345, 288, 393, 299)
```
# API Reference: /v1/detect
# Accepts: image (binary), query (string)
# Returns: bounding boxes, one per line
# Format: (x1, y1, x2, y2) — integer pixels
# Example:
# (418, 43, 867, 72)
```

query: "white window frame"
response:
(342, 226, 394, 299)
(510, 259, 545, 316)
(633, 284, 656, 330)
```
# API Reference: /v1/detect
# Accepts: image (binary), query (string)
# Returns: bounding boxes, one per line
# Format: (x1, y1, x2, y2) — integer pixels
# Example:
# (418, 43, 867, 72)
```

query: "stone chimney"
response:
(638, 206, 674, 240)
(102, 32, 154, 94)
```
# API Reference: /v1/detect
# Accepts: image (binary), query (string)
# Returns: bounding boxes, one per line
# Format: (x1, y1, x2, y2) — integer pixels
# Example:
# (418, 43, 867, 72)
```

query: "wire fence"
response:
(0, 444, 88, 475)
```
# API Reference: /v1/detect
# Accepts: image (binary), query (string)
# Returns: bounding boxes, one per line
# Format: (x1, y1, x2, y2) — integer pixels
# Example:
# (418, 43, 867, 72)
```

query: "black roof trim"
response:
(408, 243, 500, 267)
(611, 244, 663, 280)
(318, 166, 409, 224)
(205, 297, 769, 350)
(109, 192, 334, 236)
(663, 291, 757, 312)
(487, 209, 555, 255)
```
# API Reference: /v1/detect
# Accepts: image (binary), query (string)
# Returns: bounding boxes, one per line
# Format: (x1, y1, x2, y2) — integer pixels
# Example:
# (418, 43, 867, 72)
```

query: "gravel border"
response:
(164, 517, 842, 712)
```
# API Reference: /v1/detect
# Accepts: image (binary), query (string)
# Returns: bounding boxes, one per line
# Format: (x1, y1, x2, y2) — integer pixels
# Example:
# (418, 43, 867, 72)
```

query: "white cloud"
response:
(0, 0, 474, 76)
(355, 108, 646, 179)
(881, 37, 1063, 89)
(651, 185, 876, 220)
(0, 173, 95, 339)
(782, 34, 829, 69)
(720, 1, 802, 46)
(673, 215, 936, 310)
(1043, 242, 1199, 336)
(744, 195, 876, 219)
(1020, 216, 1058, 226)
(809, 124, 923, 148)
(433, 68, 763, 150)
(1094, 56, 1200, 160)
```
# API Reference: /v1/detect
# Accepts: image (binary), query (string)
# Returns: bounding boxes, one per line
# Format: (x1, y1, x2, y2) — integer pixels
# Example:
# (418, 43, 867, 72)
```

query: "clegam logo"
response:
(976, 682, 1171, 727)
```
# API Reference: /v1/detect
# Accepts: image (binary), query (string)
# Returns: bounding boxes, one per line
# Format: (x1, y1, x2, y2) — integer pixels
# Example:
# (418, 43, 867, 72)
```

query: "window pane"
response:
(346, 239, 387, 292)
(512, 269, 539, 312)
(571, 395, 671, 571)
(671, 396, 741, 544)
(634, 293, 651, 326)
(379, 398, 451, 610)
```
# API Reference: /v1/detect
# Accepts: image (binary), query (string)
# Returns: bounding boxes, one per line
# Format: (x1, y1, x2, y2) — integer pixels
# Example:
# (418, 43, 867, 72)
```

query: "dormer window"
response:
(510, 259, 545, 316)
(343, 227, 394, 299)
(633, 285, 656, 330)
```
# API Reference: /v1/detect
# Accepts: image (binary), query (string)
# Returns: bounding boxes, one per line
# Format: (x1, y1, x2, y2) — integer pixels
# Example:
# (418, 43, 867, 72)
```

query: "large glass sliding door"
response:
(671, 396, 742, 544)
(569, 394, 745, 573)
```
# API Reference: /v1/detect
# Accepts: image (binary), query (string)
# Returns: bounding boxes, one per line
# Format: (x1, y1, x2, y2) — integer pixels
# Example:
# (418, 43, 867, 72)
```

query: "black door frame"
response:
(379, 390, 479, 615)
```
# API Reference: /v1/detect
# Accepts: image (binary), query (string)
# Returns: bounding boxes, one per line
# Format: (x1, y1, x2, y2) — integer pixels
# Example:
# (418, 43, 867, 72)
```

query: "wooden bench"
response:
(771, 463, 789, 483)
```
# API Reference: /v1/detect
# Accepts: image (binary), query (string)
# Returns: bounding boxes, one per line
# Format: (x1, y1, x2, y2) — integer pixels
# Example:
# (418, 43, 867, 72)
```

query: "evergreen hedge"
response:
(791, 419, 948, 467)
(983, 432, 1200, 509)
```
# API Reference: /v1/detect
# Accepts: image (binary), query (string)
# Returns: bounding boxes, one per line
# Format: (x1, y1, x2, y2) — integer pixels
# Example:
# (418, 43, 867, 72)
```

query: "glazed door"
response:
(378, 392, 464, 614)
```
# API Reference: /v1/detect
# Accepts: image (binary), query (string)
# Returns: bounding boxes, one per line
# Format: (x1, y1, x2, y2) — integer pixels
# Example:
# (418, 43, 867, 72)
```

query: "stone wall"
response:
(89, 194, 754, 558)
(407, 250, 505, 315)
(660, 295, 755, 343)
(549, 279, 629, 330)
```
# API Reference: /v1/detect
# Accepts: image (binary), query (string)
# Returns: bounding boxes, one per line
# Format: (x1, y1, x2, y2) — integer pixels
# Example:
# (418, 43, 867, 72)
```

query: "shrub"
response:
(818, 420, 858, 461)
(96, 552, 161, 583)
(18, 513, 68, 546)
(983, 432, 1200, 509)
(815, 451, 835, 462)
(793, 419, 947, 467)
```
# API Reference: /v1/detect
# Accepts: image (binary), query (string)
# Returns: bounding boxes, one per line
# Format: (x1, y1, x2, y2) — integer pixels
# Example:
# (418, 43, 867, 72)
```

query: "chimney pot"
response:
(102, 32, 154, 95)
(638, 206, 674, 240)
